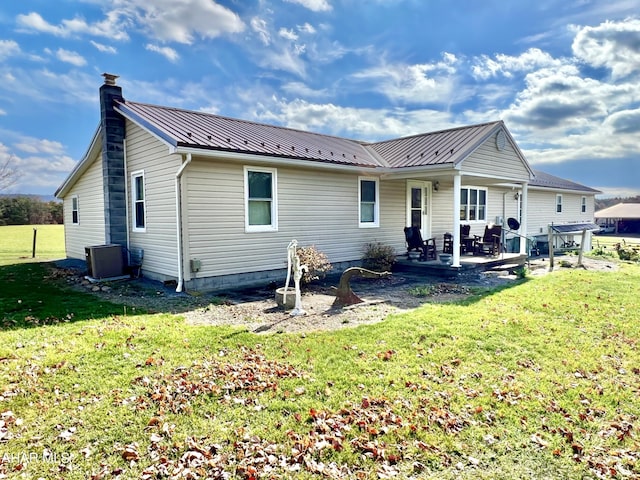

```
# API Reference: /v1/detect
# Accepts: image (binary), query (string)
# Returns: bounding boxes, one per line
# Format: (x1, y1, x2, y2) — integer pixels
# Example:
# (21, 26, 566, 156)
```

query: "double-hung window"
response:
(581, 196, 586, 213)
(71, 196, 79, 225)
(556, 194, 563, 214)
(131, 171, 146, 232)
(245, 167, 278, 232)
(460, 187, 487, 222)
(359, 177, 379, 228)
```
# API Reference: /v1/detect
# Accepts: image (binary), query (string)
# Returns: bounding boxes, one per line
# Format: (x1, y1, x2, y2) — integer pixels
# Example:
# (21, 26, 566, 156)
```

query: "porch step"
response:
(489, 263, 523, 272)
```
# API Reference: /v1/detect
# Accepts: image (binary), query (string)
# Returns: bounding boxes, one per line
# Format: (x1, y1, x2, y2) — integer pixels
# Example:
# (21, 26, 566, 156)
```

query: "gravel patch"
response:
(52, 255, 618, 335)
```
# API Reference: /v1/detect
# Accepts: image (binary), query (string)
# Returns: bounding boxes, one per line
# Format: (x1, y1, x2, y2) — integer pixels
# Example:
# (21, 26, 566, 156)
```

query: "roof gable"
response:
(365, 121, 504, 168)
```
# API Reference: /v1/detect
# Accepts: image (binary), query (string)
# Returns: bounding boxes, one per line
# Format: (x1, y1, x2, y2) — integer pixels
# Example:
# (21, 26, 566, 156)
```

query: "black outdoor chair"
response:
(404, 226, 437, 261)
(474, 224, 502, 256)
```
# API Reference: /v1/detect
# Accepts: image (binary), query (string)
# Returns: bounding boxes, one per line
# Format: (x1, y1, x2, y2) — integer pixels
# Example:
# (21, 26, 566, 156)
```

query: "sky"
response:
(0, 0, 639, 198)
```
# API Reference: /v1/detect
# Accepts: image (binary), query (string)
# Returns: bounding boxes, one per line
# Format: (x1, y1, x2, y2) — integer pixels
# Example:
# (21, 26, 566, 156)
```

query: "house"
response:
(55, 74, 600, 291)
(595, 203, 640, 234)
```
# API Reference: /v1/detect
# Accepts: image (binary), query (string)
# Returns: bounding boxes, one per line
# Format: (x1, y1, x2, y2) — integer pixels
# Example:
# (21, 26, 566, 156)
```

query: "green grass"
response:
(1, 261, 639, 478)
(0, 225, 65, 266)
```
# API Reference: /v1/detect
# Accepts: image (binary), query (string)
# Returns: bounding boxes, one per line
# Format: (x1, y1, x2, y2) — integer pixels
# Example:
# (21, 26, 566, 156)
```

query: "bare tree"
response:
(0, 157, 21, 192)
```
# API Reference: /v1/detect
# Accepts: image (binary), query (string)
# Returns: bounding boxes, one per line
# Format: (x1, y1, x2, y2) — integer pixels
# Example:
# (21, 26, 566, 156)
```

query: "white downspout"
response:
(175, 153, 192, 293)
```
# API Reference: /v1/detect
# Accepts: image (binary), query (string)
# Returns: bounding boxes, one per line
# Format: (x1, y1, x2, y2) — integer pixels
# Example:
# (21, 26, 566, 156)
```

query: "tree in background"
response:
(0, 196, 63, 225)
(0, 158, 21, 192)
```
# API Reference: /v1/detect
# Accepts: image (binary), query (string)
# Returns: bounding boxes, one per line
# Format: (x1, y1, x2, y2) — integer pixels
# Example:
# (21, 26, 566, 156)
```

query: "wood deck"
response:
(394, 252, 528, 278)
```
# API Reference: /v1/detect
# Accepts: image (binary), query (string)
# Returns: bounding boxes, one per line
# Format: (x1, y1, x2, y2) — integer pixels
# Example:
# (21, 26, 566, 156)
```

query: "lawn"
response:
(0, 225, 65, 266)
(0, 259, 639, 478)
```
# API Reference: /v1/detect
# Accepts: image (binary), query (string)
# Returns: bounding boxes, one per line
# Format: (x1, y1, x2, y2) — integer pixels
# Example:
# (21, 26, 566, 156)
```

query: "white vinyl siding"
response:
(461, 133, 530, 182)
(124, 121, 181, 280)
(62, 155, 106, 259)
(526, 189, 596, 236)
(359, 177, 379, 228)
(184, 160, 405, 278)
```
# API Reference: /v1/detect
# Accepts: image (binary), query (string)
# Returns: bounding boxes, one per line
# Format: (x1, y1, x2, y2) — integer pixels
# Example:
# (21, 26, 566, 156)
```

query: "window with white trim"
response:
(244, 167, 278, 232)
(71, 196, 79, 225)
(460, 187, 487, 222)
(359, 177, 379, 227)
(556, 194, 563, 214)
(581, 196, 587, 213)
(131, 171, 146, 232)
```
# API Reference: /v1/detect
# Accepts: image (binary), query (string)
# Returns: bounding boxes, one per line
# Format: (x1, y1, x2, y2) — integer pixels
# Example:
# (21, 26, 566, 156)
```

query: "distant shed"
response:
(594, 203, 640, 233)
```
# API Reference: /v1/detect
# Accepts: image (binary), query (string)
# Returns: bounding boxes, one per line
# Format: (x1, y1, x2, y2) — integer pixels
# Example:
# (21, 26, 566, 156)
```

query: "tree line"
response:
(595, 195, 640, 211)
(0, 195, 63, 225)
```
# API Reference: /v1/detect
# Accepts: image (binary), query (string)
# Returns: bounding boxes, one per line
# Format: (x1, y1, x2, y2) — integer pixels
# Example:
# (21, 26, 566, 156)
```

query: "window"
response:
(359, 177, 379, 227)
(581, 196, 587, 213)
(71, 196, 79, 225)
(131, 171, 146, 231)
(556, 194, 563, 214)
(460, 187, 487, 222)
(244, 167, 277, 232)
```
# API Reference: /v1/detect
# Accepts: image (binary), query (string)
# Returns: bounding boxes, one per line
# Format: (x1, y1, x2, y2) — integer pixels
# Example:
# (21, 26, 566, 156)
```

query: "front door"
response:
(407, 181, 432, 238)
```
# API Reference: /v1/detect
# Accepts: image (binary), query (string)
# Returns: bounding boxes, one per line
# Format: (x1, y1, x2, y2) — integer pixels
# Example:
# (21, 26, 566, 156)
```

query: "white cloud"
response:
(252, 97, 453, 141)
(251, 17, 271, 46)
(0, 109, 6, 116)
(0, 40, 20, 61)
(90, 40, 117, 54)
(55, 48, 87, 66)
(351, 53, 463, 105)
(17, 1, 245, 45)
(572, 18, 640, 79)
(116, 0, 245, 44)
(472, 48, 564, 80)
(14, 137, 65, 155)
(145, 44, 179, 62)
(298, 22, 316, 34)
(279, 28, 298, 41)
(0, 140, 75, 194)
(284, 0, 332, 12)
(0, 68, 95, 105)
(16, 11, 129, 41)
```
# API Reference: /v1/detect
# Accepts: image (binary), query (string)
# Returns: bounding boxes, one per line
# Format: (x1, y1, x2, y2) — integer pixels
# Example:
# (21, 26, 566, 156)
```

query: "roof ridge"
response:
(120, 99, 367, 145)
(365, 120, 503, 146)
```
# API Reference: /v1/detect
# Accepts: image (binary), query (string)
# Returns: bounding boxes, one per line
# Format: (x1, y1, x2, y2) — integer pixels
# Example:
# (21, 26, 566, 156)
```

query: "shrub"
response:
(615, 243, 639, 262)
(362, 242, 396, 272)
(296, 245, 332, 284)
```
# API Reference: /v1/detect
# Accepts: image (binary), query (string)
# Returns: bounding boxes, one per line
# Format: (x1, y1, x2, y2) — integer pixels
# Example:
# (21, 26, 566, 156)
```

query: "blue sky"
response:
(1, 0, 639, 197)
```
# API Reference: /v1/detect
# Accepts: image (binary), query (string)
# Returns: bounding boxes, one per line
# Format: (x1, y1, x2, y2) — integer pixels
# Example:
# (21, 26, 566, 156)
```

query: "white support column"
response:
(452, 173, 462, 267)
(520, 182, 529, 255)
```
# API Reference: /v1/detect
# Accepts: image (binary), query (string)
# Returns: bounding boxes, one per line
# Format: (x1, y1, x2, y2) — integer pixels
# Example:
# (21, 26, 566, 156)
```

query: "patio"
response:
(394, 252, 528, 278)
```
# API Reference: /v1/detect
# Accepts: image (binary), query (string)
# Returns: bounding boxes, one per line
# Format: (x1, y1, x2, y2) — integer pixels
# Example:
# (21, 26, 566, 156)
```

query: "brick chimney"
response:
(99, 73, 127, 246)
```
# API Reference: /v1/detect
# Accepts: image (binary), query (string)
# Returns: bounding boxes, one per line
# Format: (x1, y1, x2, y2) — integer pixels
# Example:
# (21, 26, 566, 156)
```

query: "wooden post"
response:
(577, 228, 587, 268)
(32, 228, 37, 258)
(548, 225, 554, 270)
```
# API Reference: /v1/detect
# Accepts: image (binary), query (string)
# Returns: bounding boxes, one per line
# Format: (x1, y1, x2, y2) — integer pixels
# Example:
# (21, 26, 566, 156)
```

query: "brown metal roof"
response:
(116, 100, 380, 168)
(365, 121, 502, 168)
(531, 170, 601, 194)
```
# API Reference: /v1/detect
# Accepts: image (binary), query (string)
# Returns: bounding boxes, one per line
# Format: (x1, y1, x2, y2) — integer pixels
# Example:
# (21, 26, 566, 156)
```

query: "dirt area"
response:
(53, 255, 618, 335)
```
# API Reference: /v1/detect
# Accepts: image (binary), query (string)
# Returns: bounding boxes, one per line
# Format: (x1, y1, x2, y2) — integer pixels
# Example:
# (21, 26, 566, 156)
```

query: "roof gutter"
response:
(175, 153, 192, 293)
(172, 146, 379, 173)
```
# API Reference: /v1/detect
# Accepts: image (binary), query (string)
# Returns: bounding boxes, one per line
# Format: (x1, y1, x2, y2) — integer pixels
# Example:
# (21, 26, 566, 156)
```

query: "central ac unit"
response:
(85, 244, 124, 279)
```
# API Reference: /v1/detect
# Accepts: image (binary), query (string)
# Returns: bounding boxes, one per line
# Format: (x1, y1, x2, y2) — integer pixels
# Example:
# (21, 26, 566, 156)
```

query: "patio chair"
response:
(474, 224, 502, 256)
(404, 226, 437, 261)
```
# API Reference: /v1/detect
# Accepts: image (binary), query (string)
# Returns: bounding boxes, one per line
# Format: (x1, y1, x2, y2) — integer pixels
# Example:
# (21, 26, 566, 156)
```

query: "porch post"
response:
(520, 182, 529, 255)
(452, 173, 462, 267)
